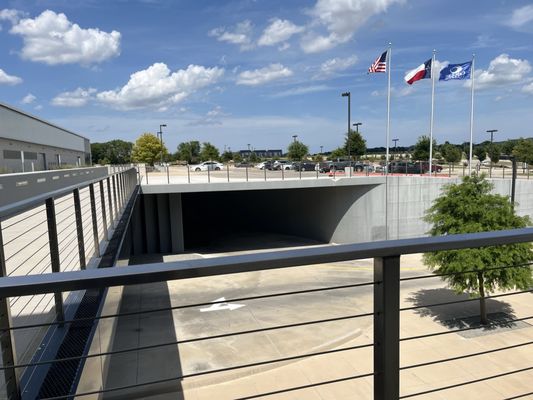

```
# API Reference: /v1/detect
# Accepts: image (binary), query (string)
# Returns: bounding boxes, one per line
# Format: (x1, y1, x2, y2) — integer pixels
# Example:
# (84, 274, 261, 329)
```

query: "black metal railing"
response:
(0, 167, 137, 399)
(137, 162, 532, 185)
(0, 225, 531, 399)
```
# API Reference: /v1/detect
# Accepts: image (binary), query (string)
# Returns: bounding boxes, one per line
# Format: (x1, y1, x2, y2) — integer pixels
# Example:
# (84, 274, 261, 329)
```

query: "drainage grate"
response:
(36, 186, 139, 399)
(37, 288, 103, 398)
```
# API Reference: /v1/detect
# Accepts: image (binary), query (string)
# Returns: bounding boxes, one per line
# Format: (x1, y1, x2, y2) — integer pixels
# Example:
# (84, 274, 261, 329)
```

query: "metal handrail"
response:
(1, 227, 532, 298)
(0, 167, 136, 220)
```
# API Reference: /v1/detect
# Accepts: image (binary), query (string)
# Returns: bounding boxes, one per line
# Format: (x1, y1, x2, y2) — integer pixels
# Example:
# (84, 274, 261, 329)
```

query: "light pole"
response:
(341, 92, 351, 164)
(292, 134, 298, 142)
(353, 122, 362, 133)
(320, 145, 323, 154)
(158, 124, 167, 164)
(486, 129, 498, 143)
(393, 138, 399, 160)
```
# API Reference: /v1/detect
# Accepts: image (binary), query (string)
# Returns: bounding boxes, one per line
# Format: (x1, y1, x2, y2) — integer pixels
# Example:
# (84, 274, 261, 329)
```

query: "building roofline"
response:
(0, 101, 89, 141)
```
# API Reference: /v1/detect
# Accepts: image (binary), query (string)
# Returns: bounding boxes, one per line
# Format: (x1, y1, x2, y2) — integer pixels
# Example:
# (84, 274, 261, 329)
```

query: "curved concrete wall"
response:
(130, 176, 533, 255)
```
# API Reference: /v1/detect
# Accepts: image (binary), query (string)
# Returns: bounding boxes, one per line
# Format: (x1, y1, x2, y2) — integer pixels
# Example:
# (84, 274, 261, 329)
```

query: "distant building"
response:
(239, 149, 283, 158)
(0, 102, 91, 173)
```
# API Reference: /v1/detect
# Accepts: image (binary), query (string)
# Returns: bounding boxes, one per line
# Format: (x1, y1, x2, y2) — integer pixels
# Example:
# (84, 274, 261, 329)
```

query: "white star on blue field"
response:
(1, 0, 532, 152)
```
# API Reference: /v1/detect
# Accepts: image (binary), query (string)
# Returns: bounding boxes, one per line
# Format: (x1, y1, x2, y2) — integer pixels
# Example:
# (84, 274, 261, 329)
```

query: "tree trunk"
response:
(478, 272, 488, 325)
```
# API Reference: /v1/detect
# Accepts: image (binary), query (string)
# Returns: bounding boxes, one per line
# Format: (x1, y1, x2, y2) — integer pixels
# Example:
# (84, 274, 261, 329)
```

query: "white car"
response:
(189, 161, 223, 171)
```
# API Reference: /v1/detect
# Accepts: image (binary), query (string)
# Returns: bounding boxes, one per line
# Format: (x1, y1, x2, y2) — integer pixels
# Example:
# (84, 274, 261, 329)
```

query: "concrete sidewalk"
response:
(100, 253, 533, 399)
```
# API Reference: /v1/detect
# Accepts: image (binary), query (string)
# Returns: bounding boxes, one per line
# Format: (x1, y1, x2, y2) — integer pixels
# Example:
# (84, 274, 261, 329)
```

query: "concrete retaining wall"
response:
(133, 176, 533, 253)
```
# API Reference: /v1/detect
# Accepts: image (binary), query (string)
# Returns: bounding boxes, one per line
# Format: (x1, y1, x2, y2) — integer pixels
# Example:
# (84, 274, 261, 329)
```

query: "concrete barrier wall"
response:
(134, 176, 533, 252)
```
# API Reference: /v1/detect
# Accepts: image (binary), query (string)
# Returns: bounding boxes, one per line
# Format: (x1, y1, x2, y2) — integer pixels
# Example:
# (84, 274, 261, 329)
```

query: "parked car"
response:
(420, 162, 443, 173)
(388, 161, 425, 174)
(255, 161, 274, 170)
(272, 160, 290, 170)
(234, 162, 254, 168)
(189, 161, 223, 171)
(292, 162, 317, 171)
(318, 161, 349, 173)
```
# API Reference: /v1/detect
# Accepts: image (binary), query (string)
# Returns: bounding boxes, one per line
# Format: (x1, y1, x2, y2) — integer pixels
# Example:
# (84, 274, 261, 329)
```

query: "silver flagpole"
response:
(429, 49, 436, 177)
(385, 43, 391, 240)
(386, 43, 392, 173)
(468, 54, 475, 175)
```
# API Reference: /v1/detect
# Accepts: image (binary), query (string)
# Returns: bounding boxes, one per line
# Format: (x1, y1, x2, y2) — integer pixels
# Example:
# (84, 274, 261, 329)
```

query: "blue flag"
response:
(439, 61, 472, 81)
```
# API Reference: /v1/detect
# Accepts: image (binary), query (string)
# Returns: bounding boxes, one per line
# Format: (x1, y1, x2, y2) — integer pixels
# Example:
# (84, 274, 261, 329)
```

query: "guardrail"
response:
(0, 167, 137, 399)
(138, 162, 531, 185)
(0, 226, 532, 399)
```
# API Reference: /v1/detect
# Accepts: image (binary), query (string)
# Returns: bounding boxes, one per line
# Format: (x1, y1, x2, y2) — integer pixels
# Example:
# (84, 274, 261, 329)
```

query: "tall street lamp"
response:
(292, 134, 298, 142)
(320, 145, 323, 154)
(486, 129, 498, 143)
(353, 122, 362, 133)
(341, 92, 351, 164)
(393, 138, 399, 160)
(158, 124, 167, 164)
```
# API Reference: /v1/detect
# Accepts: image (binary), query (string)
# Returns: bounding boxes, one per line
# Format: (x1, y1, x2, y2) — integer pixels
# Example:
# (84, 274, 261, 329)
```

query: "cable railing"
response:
(0, 225, 531, 399)
(0, 166, 138, 399)
(137, 162, 532, 185)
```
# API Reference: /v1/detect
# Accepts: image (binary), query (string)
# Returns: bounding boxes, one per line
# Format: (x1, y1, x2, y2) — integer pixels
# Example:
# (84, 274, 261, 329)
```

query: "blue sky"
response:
(1, 0, 533, 153)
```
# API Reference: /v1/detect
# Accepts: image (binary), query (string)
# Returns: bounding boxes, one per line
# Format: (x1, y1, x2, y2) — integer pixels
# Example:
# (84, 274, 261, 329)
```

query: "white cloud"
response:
(271, 85, 330, 98)
(21, 93, 36, 104)
(96, 63, 224, 110)
(52, 87, 96, 107)
(258, 18, 304, 47)
(471, 54, 531, 90)
(0, 68, 22, 85)
(187, 106, 229, 126)
(0, 8, 26, 25)
(209, 20, 254, 50)
(8, 10, 120, 65)
(522, 82, 533, 94)
(318, 55, 358, 77)
(508, 5, 533, 28)
(301, 0, 403, 53)
(237, 63, 293, 86)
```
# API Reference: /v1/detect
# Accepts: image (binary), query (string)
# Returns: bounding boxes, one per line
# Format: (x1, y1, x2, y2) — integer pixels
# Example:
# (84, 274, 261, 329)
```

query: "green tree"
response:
(221, 150, 233, 162)
(131, 133, 168, 166)
(344, 130, 366, 160)
(200, 142, 220, 161)
(287, 140, 309, 161)
(501, 140, 517, 155)
(106, 140, 133, 164)
(233, 152, 243, 163)
(330, 147, 347, 160)
(474, 145, 487, 162)
(440, 142, 462, 165)
(486, 144, 501, 165)
(249, 152, 259, 162)
(424, 175, 533, 325)
(512, 138, 533, 164)
(91, 140, 133, 165)
(413, 135, 437, 161)
(177, 141, 201, 164)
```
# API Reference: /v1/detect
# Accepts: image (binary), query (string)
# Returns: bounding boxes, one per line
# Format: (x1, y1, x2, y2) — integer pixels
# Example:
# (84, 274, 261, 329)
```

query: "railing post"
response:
(374, 255, 400, 400)
(119, 173, 124, 208)
(0, 223, 21, 400)
(107, 177, 114, 227)
(45, 198, 65, 324)
(227, 164, 230, 182)
(112, 175, 118, 218)
(166, 163, 170, 184)
(99, 180, 109, 240)
(89, 184, 101, 257)
(187, 163, 191, 183)
(73, 188, 86, 270)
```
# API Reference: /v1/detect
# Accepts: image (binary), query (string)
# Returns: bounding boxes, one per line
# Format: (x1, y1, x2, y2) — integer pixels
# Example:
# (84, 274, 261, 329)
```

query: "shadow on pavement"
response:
(104, 282, 184, 399)
(406, 288, 519, 333)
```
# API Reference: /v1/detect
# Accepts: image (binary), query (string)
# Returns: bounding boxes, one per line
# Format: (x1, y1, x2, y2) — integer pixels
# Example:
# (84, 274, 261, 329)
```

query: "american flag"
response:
(368, 51, 387, 73)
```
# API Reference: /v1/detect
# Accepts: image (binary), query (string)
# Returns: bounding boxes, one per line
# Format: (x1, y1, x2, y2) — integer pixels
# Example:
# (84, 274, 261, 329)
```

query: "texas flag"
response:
(404, 59, 432, 85)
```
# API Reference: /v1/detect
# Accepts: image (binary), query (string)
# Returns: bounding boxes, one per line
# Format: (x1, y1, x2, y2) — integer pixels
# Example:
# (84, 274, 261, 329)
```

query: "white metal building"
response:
(0, 102, 91, 173)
